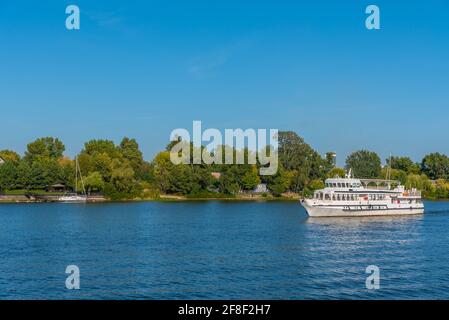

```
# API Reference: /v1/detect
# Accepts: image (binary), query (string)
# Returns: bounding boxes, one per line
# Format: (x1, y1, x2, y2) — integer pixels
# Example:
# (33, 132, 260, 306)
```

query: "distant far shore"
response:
(2, 193, 447, 204)
(0, 193, 301, 203)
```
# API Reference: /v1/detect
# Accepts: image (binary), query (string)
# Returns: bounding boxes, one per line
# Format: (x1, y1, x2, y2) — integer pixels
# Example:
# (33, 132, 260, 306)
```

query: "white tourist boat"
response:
(301, 170, 424, 217)
(58, 157, 87, 203)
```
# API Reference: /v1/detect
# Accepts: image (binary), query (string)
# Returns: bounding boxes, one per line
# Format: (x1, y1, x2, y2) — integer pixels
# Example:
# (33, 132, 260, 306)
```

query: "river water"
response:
(0, 201, 448, 299)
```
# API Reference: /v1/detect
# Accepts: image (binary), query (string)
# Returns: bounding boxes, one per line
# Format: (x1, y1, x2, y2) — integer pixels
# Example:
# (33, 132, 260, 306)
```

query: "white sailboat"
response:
(58, 157, 87, 203)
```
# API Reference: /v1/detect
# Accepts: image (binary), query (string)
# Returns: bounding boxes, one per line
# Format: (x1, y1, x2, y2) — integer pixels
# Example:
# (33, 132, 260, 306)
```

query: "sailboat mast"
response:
(75, 156, 78, 194)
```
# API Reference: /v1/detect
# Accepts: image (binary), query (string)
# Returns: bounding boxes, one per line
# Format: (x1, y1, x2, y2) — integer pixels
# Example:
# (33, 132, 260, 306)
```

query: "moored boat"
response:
(300, 170, 424, 217)
(58, 157, 87, 203)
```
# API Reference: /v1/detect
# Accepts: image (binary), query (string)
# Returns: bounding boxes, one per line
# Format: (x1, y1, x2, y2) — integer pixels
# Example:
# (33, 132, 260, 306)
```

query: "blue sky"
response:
(1, 0, 448, 166)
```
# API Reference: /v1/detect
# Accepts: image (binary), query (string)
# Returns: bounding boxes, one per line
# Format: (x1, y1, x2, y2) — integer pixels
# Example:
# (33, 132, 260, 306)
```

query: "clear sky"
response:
(1, 0, 448, 166)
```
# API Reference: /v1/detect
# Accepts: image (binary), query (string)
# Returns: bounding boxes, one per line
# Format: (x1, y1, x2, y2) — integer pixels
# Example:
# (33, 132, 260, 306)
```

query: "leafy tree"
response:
(434, 179, 449, 199)
(25, 137, 65, 162)
(16, 161, 32, 189)
(381, 168, 408, 185)
(405, 174, 435, 198)
(241, 165, 261, 191)
(327, 167, 346, 178)
(28, 158, 63, 189)
(0, 161, 19, 190)
(421, 153, 449, 180)
(277, 131, 326, 191)
(266, 166, 292, 196)
(152, 151, 174, 193)
(278, 131, 324, 172)
(83, 139, 121, 158)
(168, 164, 196, 194)
(75, 137, 153, 199)
(219, 173, 240, 195)
(58, 157, 75, 189)
(91, 152, 113, 182)
(387, 156, 420, 174)
(288, 168, 310, 193)
(325, 152, 336, 171)
(83, 172, 105, 194)
(0, 150, 20, 163)
(119, 137, 145, 176)
(309, 179, 325, 191)
(345, 150, 381, 178)
(108, 159, 138, 198)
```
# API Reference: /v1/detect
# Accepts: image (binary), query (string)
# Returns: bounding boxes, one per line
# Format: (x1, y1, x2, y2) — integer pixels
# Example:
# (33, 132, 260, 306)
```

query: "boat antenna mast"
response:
(386, 153, 392, 181)
(75, 156, 87, 196)
(346, 168, 352, 179)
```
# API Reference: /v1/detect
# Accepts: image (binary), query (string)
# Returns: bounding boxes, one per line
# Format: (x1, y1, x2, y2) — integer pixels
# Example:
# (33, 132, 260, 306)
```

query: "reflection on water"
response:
(0, 201, 448, 299)
(306, 214, 423, 226)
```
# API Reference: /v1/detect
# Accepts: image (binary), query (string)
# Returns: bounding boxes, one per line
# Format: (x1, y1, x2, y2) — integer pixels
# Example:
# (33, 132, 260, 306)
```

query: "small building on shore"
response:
(46, 184, 68, 193)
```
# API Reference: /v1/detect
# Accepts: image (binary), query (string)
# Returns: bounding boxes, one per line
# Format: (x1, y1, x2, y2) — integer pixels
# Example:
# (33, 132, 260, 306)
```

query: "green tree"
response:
(152, 151, 174, 193)
(25, 137, 65, 162)
(421, 153, 449, 180)
(28, 158, 63, 189)
(266, 166, 292, 196)
(91, 152, 113, 182)
(277, 131, 326, 191)
(325, 152, 337, 171)
(16, 160, 32, 189)
(83, 172, 105, 194)
(0, 161, 19, 190)
(83, 139, 120, 157)
(387, 156, 420, 174)
(107, 159, 138, 199)
(345, 150, 381, 178)
(219, 173, 240, 195)
(0, 150, 20, 163)
(241, 165, 261, 191)
(168, 164, 196, 194)
(308, 179, 325, 191)
(405, 174, 435, 198)
(119, 137, 145, 177)
(381, 168, 408, 185)
(327, 167, 346, 178)
(434, 179, 449, 199)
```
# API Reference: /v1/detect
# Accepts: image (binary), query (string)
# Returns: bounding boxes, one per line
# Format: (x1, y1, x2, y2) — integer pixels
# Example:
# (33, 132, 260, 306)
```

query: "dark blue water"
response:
(0, 201, 448, 299)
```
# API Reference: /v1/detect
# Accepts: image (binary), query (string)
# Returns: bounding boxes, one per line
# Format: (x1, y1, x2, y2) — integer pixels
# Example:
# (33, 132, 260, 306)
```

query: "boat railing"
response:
(404, 189, 421, 197)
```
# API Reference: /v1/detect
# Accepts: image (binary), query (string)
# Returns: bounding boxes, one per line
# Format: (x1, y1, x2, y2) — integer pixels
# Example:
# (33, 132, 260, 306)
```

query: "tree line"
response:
(1, 132, 449, 200)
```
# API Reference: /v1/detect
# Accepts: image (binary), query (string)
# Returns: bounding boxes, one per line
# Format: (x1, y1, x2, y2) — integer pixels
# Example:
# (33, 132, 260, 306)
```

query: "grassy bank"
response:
(0, 191, 301, 203)
(3, 190, 65, 196)
(155, 193, 300, 201)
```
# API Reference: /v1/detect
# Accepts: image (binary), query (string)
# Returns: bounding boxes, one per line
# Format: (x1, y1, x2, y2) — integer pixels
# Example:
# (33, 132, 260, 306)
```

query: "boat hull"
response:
(301, 200, 424, 217)
(58, 196, 87, 203)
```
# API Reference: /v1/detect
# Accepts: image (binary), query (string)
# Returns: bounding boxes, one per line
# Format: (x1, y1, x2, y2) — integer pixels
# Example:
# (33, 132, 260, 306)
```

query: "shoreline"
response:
(0, 193, 301, 203)
(1, 195, 448, 204)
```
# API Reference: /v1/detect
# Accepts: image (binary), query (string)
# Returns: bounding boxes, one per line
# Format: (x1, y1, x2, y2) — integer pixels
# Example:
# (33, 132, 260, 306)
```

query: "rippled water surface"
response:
(1, 201, 449, 299)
